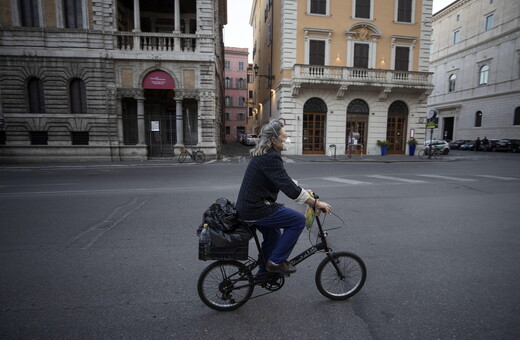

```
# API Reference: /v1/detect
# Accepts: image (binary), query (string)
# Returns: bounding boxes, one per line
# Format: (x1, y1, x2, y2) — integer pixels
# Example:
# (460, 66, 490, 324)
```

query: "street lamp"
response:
(253, 64, 275, 80)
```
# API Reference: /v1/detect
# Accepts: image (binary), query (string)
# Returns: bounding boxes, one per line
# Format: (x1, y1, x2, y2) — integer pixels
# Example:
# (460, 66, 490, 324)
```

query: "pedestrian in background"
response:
(482, 136, 489, 151)
(475, 137, 481, 151)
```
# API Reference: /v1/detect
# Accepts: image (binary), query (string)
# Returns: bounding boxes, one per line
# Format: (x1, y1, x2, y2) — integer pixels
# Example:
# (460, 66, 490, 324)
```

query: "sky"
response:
(223, 0, 457, 62)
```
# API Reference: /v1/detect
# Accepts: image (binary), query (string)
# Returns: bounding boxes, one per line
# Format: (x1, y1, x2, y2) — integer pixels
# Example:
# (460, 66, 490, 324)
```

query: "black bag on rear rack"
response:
(196, 198, 252, 249)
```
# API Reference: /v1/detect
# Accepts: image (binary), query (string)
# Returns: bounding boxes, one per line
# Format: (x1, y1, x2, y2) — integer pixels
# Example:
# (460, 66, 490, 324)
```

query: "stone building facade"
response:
(427, 0, 520, 141)
(250, 0, 434, 156)
(0, 0, 227, 163)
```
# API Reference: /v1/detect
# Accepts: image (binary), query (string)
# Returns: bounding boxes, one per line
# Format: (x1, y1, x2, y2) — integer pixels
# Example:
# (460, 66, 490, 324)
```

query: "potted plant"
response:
(407, 138, 418, 156)
(376, 140, 390, 156)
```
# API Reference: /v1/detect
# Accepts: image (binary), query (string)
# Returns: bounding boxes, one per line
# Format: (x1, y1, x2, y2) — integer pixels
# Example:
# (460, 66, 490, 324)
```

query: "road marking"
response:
(67, 196, 151, 249)
(322, 177, 372, 185)
(475, 175, 518, 181)
(417, 174, 475, 182)
(366, 175, 427, 183)
(282, 157, 295, 163)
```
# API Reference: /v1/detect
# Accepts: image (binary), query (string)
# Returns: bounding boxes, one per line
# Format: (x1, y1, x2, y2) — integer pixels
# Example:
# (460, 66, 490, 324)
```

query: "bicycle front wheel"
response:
(315, 251, 366, 300)
(194, 151, 206, 163)
(197, 260, 254, 311)
(178, 151, 188, 163)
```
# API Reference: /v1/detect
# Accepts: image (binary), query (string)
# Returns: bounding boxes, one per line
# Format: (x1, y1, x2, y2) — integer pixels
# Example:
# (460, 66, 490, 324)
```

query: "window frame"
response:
(485, 13, 494, 31)
(514, 107, 520, 126)
(448, 74, 456, 92)
(69, 78, 87, 114)
(27, 77, 45, 113)
(18, 0, 41, 27)
(308, 0, 329, 16)
(353, 0, 373, 20)
(479, 64, 489, 86)
(453, 30, 461, 44)
(474, 111, 483, 127)
(396, 0, 415, 24)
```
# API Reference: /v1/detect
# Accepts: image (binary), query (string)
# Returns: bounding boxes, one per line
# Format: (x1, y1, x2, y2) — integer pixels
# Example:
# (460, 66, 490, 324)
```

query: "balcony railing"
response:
(293, 64, 433, 87)
(114, 32, 212, 53)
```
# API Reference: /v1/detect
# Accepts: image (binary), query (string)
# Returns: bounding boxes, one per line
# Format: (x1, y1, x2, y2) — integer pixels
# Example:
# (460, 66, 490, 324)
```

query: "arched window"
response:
(479, 65, 489, 85)
(386, 101, 409, 153)
(225, 77, 232, 88)
(238, 97, 245, 107)
(225, 96, 232, 107)
(448, 74, 456, 92)
(63, 0, 83, 28)
(475, 111, 483, 127)
(70, 78, 87, 113)
(27, 77, 45, 113)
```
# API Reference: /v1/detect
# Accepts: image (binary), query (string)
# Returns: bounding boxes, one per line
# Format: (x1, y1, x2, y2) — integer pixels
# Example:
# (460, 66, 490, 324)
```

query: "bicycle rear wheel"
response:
(178, 151, 188, 163)
(418, 150, 427, 159)
(315, 251, 366, 300)
(433, 151, 443, 159)
(194, 151, 206, 163)
(197, 260, 254, 311)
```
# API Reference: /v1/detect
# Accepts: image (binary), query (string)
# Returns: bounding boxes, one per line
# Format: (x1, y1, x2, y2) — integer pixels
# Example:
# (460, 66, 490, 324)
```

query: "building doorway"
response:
(443, 117, 454, 141)
(303, 98, 327, 154)
(346, 99, 369, 154)
(386, 100, 409, 154)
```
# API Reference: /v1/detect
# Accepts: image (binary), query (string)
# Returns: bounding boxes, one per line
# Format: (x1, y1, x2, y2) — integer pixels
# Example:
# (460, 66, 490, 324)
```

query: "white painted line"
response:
(367, 175, 427, 183)
(282, 157, 295, 163)
(417, 174, 475, 182)
(322, 177, 372, 185)
(476, 175, 518, 181)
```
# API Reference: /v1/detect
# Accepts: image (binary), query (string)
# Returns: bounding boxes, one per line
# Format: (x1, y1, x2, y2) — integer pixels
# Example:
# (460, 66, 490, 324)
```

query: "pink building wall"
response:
(224, 47, 249, 143)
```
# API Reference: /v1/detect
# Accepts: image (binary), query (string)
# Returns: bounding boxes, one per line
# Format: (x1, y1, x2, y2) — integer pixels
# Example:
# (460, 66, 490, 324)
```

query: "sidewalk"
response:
(221, 142, 447, 163)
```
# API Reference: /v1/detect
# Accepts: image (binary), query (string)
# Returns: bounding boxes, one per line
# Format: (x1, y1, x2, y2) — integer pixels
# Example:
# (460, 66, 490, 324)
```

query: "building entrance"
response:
(303, 98, 327, 154)
(386, 101, 409, 154)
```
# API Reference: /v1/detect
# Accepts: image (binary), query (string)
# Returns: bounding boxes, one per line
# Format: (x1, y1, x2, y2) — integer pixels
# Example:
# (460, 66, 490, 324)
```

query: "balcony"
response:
(291, 64, 433, 101)
(114, 31, 213, 55)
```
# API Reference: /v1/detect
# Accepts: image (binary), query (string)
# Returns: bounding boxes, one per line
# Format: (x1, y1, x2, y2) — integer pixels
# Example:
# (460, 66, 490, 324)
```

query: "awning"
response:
(142, 70, 175, 89)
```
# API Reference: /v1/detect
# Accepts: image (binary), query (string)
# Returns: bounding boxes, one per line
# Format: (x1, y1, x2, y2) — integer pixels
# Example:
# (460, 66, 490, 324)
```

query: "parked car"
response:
(459, 140, 476, 150)
(494, 139, 520, 153)
(483, 139, 500, 151)
(243, 134, 257, 146)
(449, 139, 470, 150)
(424, 139, 450, 155)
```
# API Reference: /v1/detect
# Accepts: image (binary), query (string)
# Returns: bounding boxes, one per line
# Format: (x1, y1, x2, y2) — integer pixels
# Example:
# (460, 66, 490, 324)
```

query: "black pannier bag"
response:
(197, 198, 252, 260)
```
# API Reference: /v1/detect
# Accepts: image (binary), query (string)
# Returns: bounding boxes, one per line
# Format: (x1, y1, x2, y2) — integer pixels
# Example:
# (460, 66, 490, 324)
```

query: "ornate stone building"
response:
(250, 0, 434, 156)
(427, 0, 520, 141)
(0, 0, 227, 163)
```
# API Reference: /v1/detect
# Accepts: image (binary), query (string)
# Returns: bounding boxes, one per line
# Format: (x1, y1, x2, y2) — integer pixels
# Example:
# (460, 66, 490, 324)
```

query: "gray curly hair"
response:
(250, 120, 284, 157)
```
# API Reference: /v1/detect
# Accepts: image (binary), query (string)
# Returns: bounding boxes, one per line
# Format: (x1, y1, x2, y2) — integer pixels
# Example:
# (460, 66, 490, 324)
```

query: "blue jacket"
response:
(236, 149, 302, 221)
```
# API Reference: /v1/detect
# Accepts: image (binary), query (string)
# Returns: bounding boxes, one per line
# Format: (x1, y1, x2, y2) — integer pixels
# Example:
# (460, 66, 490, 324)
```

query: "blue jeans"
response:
(253, 206, 305, 272)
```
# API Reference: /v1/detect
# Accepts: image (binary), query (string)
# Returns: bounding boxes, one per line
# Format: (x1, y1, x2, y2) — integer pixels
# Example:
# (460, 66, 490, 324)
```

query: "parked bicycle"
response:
(178, 146, 205, 163)
(418, 147, 444, 159)
(197, 195, 367, 311)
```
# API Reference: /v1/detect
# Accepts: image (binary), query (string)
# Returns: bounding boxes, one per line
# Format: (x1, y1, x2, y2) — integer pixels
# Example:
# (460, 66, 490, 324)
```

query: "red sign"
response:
(142, 70, 175, 89)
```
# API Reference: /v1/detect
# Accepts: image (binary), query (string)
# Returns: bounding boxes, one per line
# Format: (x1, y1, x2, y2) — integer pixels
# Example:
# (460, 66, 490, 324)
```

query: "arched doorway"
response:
(303, 98, 327, 154)
(386, 100, 408, 154)
(346, 99, 369, 154)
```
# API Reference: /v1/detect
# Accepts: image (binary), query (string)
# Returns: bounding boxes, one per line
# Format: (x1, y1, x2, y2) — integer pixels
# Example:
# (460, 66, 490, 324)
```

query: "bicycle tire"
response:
(194, 151, 206, 163)
(197, 260, 254, 311)
(315, 251, 366, 300)
(433, 151, 443, 160)
(178, 151, 188, 163)
(418, 150, 427, 159)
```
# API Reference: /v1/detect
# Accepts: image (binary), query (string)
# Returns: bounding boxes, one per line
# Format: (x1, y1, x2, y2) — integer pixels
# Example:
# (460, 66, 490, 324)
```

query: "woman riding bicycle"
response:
(235, 120, 332, 276)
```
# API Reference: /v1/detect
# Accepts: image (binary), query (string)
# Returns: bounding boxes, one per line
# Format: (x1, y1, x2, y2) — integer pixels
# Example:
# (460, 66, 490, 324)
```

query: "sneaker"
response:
(266, 260, 296, 274)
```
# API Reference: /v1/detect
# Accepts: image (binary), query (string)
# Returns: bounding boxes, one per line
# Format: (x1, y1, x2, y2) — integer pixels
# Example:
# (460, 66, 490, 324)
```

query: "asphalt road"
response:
(1, 152, 519, 339)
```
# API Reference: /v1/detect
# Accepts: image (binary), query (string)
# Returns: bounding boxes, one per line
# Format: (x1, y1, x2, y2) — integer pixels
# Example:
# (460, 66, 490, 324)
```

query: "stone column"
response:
(174, 0, 181, 32)
(116, 97, 124, 145)
(133, 0, 141, 32)
(137, 97, 145, 144)
(175, 97, 184, 145)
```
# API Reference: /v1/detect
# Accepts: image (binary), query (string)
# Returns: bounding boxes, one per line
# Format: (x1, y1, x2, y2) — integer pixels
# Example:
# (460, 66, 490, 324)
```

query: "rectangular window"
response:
(354, 43, 369, 68)
(355, 0, 371, 19)
(30, 131, 48, 145)
(309, 40, 325, 65)
(225, 126, 230, 134)
(64, 0, 83, 29)
(310, 0, 327, 15)
(225, 112, 230, 120)
(475, 111, 482, 127)
(225, 60, 231, 70)
(248, 90, 253, 99)
(397, 0, 413, 23)
(0, 131, 6, 145)
(238, 61, 244, 71)
(20, 0, 40, 27)
(514, 109, 520, 125)
(238, 113, 245, 121)
(71, 131, 89, 145)
(395, 46, 410, 71)
(485, 14, 494, 31)
(453, 30, 460, 44)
